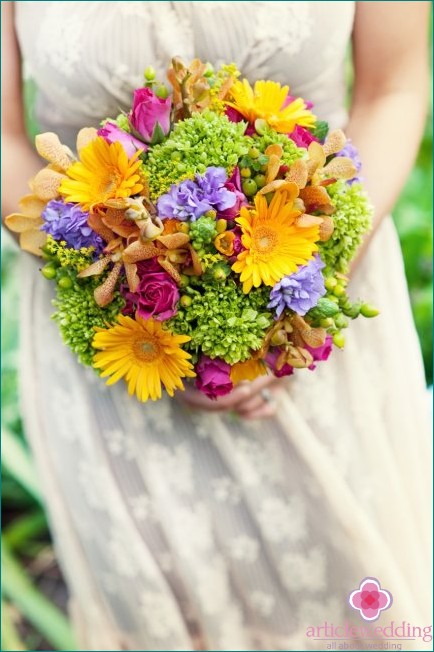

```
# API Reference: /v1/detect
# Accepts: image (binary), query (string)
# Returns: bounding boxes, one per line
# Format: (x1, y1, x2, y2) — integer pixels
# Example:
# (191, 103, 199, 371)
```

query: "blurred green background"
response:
(2, 78, 432, 651)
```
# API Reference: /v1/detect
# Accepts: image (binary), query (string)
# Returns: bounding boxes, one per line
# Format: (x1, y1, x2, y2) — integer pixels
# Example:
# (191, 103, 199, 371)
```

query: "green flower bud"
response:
(360, 303, 380, 318)
(254, 174, 266, 189)
(342, 301, 362, 319)
(41, 263, 57, 280)
(242, 179, 258, 197)
(155, 84, 169, 99)
(144, 66, 156, 81)
(333, 331, 346, 349)
(248, 147, 260, 159)
(213, 268, 228, 282)
(334, 313, 349, 329)
(324, 277, 337, 291)
(319, 317, 335, 329)
(216, 219, 227, 234)
(270, 330, 287, 346)
(333, 283, 346, 297)
(57, 276, 73, 290)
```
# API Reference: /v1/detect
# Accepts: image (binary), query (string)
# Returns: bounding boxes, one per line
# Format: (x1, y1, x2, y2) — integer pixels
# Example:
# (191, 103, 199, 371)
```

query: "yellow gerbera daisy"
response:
(230, 359, 268, 384)
(226, 79, 316, 134)
(59, 136, 143, 210)
(232, 184, 320, 293)
(92, 315, 195, 402)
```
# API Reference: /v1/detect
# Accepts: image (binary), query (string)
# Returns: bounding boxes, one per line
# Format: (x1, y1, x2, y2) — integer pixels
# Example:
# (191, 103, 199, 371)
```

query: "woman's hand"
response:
(179, 374, 286, 420)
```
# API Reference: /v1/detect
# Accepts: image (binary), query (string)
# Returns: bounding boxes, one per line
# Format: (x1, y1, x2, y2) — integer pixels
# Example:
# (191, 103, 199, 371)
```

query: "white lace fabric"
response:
(15, 2, 432, 650)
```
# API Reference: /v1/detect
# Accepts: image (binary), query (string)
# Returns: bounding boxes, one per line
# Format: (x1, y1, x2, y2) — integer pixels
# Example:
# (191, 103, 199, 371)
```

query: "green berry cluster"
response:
(143, 65, 170, 99)
(307, 274, 379, 348)
(167, 279, 272, 364)
(143, 111, 251, 198)
(238, 146, 269, 197)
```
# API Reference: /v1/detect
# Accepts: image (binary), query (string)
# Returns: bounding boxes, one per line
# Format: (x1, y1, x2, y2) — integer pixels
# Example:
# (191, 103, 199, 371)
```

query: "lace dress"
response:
(15, 2, 432, 650)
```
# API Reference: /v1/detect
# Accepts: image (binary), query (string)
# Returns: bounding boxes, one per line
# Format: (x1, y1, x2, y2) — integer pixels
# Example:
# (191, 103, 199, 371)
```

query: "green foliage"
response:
(319, 180, 373, 274)
(52, 276, 125, 366)
(143, 111, 251, 198)
(393, 116, 433, 383)
(168, 279, 272, 364)
(252, 127, 305, 166)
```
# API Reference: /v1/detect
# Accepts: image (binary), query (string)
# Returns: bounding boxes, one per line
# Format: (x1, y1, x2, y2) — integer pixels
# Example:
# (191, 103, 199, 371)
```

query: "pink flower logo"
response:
(348, 577, 392, 621)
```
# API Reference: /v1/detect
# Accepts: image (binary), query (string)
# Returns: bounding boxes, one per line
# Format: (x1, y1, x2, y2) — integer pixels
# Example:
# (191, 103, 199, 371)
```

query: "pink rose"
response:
(289, 125, 318, 149)
(129, 87, 172, 144)
(195, 355, 233, 400)
(283, 93, 314, 111)
(265, 348, 294, 378)
(97, 121, 147, 158)
(123, 259, 179, 321)
(220, 167, 248, 219)
(305, 335, 333, 370)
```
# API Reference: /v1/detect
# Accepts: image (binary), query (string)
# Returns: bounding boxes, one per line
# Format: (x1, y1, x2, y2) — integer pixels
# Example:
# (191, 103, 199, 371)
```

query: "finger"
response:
(240, 402, 278, 420)
(236, 394, 267, 415)
(237, 374, 277, 393)
(180, 384, 252, 411)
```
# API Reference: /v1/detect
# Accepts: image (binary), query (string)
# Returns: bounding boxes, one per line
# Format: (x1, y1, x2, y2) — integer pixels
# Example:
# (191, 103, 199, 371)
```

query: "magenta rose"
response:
(289, 125, 318, 148)
(97, 121, 147, 158)
(283, 93, 314, 111)
(305, 334, 333, 370)
(219, 167, 248, 219)
(129, 87, 172, 144)
(195, 355, 233, 400)
(122, 259, 179, 321)
(265, 348, 294, 378)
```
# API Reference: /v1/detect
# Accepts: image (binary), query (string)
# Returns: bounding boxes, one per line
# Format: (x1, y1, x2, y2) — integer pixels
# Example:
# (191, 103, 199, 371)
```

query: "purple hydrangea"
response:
(336, 140, 362, 185)
(157, 166, 237, 221)
(41, 200, 103, 251)
(268, 256, 326, 317)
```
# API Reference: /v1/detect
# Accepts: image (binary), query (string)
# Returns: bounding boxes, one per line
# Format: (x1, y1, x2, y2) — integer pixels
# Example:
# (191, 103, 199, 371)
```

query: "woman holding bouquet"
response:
(2, 1, 432, 650)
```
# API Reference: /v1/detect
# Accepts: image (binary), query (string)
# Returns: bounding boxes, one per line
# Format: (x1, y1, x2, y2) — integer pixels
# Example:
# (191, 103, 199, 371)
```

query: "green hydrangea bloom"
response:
(319, 180, 373, 273)
(168, 279, 272, 364)
(143, 111, 251, 198)
(252, 128, 306, 167)
(52, 278, 125, 366)
(189, 215, 218, 246)
(44, 236, 95, 272)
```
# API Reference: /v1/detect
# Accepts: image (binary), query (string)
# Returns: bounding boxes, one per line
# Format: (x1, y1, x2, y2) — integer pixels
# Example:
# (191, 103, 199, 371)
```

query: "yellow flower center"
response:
(254, 226, 278, 253)
(133, 337, 160, 362)
(97, 167, 122, 197)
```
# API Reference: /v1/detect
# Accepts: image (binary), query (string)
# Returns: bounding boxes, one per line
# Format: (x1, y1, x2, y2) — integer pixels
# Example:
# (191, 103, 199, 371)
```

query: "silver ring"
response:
(260, 388, 273, 404)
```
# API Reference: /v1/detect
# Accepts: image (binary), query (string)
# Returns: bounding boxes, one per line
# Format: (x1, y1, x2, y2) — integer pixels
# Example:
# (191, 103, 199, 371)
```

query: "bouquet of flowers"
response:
(6, 57, 377, 402)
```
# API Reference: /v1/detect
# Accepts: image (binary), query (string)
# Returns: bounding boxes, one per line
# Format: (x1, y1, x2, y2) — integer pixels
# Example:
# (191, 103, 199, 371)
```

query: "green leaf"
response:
(311, 120, 329, 141)
(2, 428, 43, 505)
(2, 541, 76, 651)
(3, 511, 48, 550)
(1, 599, 27, 651)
